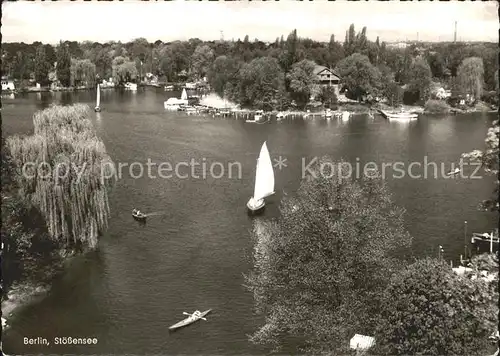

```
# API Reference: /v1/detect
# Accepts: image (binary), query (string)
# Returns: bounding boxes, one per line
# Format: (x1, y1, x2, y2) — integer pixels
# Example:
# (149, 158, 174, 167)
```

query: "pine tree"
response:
(56, 42, 72, 87)
(34, 45, 51, 86)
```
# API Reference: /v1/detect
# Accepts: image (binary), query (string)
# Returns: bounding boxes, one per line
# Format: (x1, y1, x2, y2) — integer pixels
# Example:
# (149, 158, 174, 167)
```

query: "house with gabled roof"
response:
(311, 65, 342, 100)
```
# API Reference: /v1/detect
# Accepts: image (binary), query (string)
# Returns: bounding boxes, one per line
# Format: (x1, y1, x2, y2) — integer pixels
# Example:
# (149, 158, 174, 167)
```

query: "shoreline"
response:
(195, 103, 496, 119)
(1, 247, 80, 330)
(4, 88, 496, 116)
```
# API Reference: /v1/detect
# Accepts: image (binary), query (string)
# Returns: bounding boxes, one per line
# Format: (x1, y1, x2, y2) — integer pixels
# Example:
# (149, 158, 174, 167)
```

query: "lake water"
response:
(2, 88, 497, 354)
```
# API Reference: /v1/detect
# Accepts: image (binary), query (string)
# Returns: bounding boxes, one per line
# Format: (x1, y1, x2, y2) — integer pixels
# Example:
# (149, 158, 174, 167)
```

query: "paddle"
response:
(182, 312, 207, 321)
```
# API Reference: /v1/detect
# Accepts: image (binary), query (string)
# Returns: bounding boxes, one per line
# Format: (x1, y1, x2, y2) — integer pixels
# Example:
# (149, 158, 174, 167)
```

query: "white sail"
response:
(253, 142, 275, 201)
(181, 88, 188, 100)
(96, 84, 101, 107)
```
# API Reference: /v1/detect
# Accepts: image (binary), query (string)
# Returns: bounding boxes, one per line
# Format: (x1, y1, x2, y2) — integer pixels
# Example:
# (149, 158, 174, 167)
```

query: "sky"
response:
(2, 0, 498, 44)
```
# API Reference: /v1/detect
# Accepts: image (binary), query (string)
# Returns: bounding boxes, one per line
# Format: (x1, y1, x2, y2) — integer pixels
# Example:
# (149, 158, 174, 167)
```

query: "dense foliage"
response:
(462, 119, 499, 211)
(245, 158, 412, 353)
(2, 25, 497, 108)
(6, 104, 115, 249)
(374, 258, 498, 355)
(1, 145, 64, 291)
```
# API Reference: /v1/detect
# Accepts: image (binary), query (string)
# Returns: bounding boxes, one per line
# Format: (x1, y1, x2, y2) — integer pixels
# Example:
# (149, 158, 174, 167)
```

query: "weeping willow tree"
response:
(6, 104, 115, 249)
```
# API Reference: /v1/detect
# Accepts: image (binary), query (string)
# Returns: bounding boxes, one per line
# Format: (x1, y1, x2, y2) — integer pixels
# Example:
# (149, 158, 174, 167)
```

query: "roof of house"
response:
(314, 65, 341, 79)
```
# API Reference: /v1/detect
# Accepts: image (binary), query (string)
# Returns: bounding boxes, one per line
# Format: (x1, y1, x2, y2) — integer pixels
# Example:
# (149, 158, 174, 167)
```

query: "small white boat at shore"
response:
(341, 111, 350, 121)
(169, 309, 212, 331)
(246, 110, 266, 123)
(379, 109, 418, 120)
(124, 82, 137, 91)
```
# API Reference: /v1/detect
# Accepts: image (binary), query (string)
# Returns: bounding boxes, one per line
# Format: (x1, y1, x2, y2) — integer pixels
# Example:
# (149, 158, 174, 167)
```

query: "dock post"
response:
(464, 221, 468, 260)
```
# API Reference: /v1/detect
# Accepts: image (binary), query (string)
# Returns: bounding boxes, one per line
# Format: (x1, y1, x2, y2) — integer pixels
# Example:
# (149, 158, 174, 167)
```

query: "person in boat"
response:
(248, 197, 264, 208)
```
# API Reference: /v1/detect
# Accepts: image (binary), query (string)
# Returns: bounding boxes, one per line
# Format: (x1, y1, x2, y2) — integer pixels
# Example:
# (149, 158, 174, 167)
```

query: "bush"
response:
(424, 99, 451, 113)
(481, 91, 499, 106)
(374, 258, 498, 356)
(402, 89, 420, 105)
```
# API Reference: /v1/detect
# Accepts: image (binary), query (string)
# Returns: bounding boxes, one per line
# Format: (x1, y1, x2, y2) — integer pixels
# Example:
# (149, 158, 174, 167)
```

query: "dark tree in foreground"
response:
(374, 258, 498, 355)
(245, 158, 412, 353)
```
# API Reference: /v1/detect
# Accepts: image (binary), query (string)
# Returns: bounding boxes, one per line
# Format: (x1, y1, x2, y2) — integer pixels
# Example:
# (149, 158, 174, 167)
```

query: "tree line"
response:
(2, 25, 498, 109)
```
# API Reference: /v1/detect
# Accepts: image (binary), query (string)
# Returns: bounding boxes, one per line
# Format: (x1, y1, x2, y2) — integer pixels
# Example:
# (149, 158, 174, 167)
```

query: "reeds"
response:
(6, 104, 114, 249)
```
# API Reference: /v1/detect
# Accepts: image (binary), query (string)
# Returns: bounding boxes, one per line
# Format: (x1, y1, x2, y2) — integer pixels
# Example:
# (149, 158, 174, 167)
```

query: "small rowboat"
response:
(169, 309, 212, 331)
(447, 167, 461, 176)
(132, 211, 147, 221)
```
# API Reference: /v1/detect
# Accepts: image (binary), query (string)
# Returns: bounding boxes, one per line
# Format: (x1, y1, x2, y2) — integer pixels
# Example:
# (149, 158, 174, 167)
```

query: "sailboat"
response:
(181, 88, 188, 101)
(94, 83, 101, 112)
(247, 142, 275, 213)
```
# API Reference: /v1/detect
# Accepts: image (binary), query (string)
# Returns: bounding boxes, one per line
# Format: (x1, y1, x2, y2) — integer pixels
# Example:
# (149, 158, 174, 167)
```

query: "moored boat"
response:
(379, 109, 418, 120)
(169, 309, 212, 331)
(471, 231, 499, 245)
(246, 110, 266, 123)
(124, 82, 138, 91)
